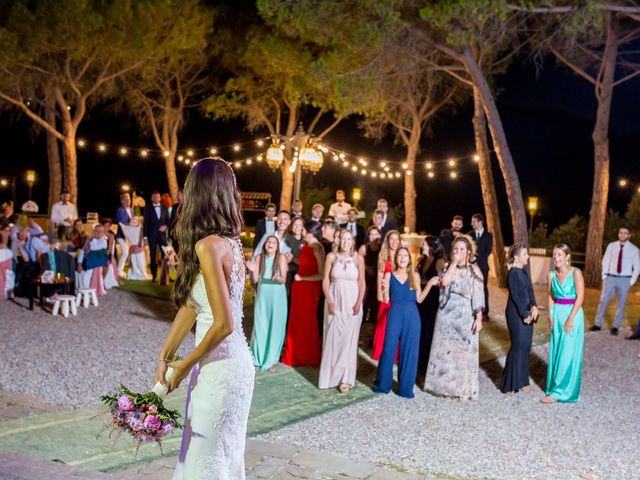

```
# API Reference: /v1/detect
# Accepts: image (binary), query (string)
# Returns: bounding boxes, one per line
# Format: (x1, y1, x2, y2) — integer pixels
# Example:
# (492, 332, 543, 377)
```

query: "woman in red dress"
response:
(371, 230, 400, 360)
(281, 221, 325, 367)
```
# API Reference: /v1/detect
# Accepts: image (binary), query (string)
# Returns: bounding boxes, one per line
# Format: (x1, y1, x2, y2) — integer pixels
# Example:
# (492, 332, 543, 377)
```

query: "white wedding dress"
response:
(173, 237, 255, 480)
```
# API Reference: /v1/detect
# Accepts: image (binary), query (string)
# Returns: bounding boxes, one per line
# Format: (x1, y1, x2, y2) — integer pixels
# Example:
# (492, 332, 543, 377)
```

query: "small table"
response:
(29, 277, 74, 311)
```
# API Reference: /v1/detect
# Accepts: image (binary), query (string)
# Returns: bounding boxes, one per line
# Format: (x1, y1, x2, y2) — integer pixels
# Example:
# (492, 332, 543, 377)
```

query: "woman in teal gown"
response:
(542, 243, 585, 404)
(247, 235, 288, 372)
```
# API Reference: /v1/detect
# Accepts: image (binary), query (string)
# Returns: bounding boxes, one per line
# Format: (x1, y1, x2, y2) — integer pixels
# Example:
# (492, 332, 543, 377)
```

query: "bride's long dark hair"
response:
(172, 157, 243, 307)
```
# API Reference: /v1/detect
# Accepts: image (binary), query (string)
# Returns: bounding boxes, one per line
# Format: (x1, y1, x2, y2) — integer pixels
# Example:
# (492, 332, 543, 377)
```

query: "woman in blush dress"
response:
(281, 221, 325, 367)
(358, 226, 382, 324)
(424, 235, 484, 400)
(154, 158, 254, 479)
(371, 229, 400, 360)
(500, 244, 539, 394)
(246, 235, 288, 372)
(319, 229, 366, 393)
(541, 243, 585, 404)
(416, 235, 445, 374)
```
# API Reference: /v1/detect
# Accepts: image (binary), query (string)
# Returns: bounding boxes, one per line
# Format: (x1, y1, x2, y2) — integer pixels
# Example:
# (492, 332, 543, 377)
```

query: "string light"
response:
(73, 134, 483, 182)
(619, 179, 628, 187)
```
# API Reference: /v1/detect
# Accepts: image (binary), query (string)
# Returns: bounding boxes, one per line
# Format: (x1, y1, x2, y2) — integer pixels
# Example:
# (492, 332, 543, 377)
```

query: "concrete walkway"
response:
(1, 439, 428, 480)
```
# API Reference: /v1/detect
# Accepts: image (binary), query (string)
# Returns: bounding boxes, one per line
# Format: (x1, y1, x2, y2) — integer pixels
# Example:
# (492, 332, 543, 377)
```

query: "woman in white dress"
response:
(154, 158, 254, 479)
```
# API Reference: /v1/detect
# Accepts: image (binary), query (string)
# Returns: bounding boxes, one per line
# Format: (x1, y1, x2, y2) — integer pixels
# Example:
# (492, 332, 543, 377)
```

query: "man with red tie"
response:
(590, 227, 640, 336)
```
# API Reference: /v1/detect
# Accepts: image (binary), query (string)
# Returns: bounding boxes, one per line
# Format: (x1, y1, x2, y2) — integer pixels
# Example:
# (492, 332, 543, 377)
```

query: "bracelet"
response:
(156, 358, 171, 363)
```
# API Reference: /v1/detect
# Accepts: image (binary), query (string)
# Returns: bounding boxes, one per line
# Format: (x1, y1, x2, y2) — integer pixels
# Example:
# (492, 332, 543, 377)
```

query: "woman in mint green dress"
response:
(246, 235, 288, 372)
(542, 243, 585, 404)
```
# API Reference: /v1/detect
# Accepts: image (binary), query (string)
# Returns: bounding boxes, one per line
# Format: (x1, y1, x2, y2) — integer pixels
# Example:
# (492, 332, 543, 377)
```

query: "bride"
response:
(154, 157, 254, 479)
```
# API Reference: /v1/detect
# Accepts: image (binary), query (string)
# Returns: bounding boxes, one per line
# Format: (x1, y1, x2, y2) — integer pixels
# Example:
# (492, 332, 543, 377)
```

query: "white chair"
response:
(76, 288, 98, 308)
(51, 295, 78, 318)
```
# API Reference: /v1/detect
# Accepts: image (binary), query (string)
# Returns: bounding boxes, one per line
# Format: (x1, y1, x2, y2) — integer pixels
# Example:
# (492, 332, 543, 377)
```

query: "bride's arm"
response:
(166, 236, 235, 392)
(154, 303, 197, 385)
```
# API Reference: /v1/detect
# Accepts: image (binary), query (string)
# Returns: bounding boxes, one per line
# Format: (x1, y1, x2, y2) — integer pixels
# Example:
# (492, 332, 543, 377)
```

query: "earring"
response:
(565, 260, 570, 265)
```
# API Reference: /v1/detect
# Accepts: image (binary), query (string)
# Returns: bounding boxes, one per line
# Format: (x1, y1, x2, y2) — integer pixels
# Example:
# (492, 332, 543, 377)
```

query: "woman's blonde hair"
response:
(394, 247, 417, 290)
(553, 243, 572, 266)
(379, 229, 400, 271)
(336, 228, 357, 257)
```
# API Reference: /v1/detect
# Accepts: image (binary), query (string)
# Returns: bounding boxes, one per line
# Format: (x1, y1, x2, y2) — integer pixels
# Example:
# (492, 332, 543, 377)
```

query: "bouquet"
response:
(98, 360, 182, 454)
(132, 194, 146, 217)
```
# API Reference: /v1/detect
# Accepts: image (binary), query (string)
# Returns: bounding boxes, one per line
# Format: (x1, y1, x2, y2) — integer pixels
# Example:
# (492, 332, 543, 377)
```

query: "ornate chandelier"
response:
(299, 146, 323, 173)
(266, 142, 284, 170)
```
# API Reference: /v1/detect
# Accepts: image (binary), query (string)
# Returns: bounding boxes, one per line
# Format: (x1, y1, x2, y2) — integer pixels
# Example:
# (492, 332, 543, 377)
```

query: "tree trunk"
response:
(403, 135, 419, 232)
(585, 15, 618, 288)
(461, 46, 528, 245)
(45, 97, 62, 214)
(165, 151, 179, 201)
(279, 106, 298, 211)
(473, 86, 507, 288)
(62, 132, 78, 207)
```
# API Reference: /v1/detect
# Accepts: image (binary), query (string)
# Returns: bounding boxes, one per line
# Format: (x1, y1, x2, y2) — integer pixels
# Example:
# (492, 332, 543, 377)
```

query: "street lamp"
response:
(528, 196, 538, 244)
(352, 188, 361, 208)
(121, 184, 131, 192)
(26, 170, 36, 201)
(0, 177, 17, 206)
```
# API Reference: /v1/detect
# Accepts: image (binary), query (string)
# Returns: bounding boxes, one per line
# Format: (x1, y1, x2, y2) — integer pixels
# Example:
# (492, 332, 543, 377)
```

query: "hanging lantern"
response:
(299, 146, 323, 173)
(266, 143, 284, 170)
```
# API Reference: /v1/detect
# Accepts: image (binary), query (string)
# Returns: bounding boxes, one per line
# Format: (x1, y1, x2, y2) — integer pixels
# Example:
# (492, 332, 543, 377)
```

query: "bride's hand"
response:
(154, 360, 168, 386)
(166, 359, 191, 393)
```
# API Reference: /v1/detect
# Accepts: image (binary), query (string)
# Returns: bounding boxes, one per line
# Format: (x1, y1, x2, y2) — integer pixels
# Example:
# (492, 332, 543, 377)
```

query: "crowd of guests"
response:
(245, 191, 640, 404)
(0, 187, 184, 303)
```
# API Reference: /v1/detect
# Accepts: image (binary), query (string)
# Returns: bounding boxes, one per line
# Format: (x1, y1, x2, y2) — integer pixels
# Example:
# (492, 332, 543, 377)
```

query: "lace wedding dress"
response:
(173, 237, 255, 479)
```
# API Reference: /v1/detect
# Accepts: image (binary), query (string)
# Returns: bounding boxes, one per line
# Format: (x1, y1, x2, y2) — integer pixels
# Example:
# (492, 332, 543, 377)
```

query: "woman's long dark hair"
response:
(172, 158, 244, 307)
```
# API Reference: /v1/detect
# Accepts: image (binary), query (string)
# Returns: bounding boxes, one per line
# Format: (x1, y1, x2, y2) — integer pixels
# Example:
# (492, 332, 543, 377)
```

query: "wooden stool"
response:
(76, 288, 98, 308)
(51, 295, 78, 318)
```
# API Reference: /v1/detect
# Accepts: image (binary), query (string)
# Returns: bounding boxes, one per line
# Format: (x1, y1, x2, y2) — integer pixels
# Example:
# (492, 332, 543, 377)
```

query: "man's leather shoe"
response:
(610, 328, 619, 336)
(589, 325, 601, 332)
(625, 333, 640, 340)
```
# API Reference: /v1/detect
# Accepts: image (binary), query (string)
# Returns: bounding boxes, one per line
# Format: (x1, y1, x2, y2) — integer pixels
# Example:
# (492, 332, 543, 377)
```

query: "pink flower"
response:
(148, 404, 158, 413)
(117, 395, 134, 411)
(161, 421, 174, 436)
(143, 415, 162, 432)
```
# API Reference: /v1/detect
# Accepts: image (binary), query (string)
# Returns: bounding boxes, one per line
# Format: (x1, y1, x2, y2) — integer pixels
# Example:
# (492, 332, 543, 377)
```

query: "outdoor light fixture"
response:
(121, 184, 131, 192)
(528, 196, 538, 214)
(119, 147, 128, 155)
(233, 144, 241, 152)
(449, 159, 456, 167)
(187, 150, 194, 157)
(450, 171, 458, 179)
(425, 162, 433, 169)
(473, 154, 480, 162)
(77, 139, 86, 148)
(26, 170, 36, 200)
(299, 146, 323, 173)
(266, 142, 284, 170)
(209, 147, 217, 155)
(352, 188, 361, 203)
(0, 179, 7, 187)
(98, 144, 107, 152)
(619, 179, 628, 187)
(428, 171, 435, 178)
(163, 150, 170, 157)
(140, 149, 148, 158)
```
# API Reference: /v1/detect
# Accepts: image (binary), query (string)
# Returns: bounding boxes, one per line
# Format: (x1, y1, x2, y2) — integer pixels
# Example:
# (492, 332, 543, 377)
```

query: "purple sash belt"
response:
(554, 298, 575, 305)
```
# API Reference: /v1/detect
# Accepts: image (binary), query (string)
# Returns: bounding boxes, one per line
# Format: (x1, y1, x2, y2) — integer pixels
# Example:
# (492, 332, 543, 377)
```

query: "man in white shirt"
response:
(50, 191, 78, 237)
(590, 227, 640, 335)
(328, 190, 351, 225)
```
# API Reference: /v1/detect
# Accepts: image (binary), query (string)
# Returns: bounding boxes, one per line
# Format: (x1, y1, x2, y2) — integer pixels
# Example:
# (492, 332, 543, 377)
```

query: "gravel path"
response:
(260, 331, 640, 480)
(0, 291, 193, 407)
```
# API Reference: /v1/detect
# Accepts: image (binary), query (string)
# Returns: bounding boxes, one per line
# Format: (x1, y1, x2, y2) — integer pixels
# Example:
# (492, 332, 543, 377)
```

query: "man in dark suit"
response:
(253, 202, 277, 250)
(169, 189, 183, 253)
(143, 191, 169, 280)
(341, 208, 365, 248)
(439, 215, 464, 259)
(470, 213, 493, 317)
(369, 198, 398, 237)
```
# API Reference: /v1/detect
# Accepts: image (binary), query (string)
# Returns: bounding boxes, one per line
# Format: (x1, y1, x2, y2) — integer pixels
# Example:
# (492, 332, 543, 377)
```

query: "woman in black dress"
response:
(500, 243, 539, 394)
(416, 235, 444, 374)
(358, 226, 382, 323)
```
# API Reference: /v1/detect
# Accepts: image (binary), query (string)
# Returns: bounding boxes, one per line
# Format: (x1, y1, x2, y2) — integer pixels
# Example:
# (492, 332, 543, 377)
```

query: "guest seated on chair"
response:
(69, 219, 87, 252)
(76, 224, 109, 295)
(14, 226, 49, 297)
(0, 221, 15, 299)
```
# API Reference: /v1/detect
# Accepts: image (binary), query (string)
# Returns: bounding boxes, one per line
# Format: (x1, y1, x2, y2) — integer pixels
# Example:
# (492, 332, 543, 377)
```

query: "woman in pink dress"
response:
(319, 229, 365, 393)
(372, 230, 400, 360)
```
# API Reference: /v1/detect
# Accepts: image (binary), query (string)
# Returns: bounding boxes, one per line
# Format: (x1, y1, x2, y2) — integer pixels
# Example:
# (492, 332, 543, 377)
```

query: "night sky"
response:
(1, 57, 639, 243)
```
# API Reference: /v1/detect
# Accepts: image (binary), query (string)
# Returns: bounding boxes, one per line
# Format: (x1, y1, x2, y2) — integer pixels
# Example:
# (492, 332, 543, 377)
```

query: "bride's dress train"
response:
(173, 238, 254, 479)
